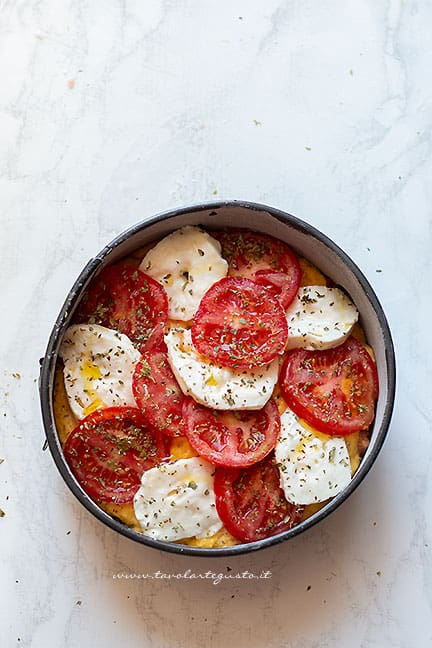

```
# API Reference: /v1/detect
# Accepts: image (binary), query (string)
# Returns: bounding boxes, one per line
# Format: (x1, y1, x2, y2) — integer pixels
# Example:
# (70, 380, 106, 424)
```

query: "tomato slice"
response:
(182, 397, 280, 467)
(63, 407, 169, 504)
(279, 336, 379, 435)
(132, 351, 186, 438)
(214, 229, 301, 308)
(214, 454, 302, 543)
(76, 265, 168, 352)
(191, 277, 288, 369)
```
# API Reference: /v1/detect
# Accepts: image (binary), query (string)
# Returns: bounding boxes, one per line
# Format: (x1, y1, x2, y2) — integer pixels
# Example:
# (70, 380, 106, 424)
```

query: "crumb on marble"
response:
(67, 79, 75, 89)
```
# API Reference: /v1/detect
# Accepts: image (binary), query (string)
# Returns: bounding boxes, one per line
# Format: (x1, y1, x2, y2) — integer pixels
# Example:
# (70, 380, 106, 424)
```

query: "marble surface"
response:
(1, 1, 431, 646)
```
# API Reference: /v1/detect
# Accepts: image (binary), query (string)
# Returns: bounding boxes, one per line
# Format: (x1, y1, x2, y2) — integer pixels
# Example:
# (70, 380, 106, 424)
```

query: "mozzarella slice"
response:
(59, 324, 141, 420)
(275, 408, 352, 505)
(133, 457, 223, 542)
(165, 327, 278, 410)
(286, 286, 358, 350)
(139, 226, 228, 321)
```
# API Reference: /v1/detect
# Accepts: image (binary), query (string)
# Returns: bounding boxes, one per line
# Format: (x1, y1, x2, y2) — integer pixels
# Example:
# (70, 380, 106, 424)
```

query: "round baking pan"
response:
(39, 200, 396, 556)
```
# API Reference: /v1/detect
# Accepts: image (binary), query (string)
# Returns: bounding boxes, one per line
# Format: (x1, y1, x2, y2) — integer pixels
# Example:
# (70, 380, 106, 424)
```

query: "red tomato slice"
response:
(63, 407, 169, 504)
(132, 351, 186, 438)
(191, 277, 288, 369)
(76, 265, 168, 352)
(214, 454, 302, 543)
(141, 322, 167, 354)
(279, 336, 378, 435)
(182, 397, 281, 467)
(214, 229, 301, 308)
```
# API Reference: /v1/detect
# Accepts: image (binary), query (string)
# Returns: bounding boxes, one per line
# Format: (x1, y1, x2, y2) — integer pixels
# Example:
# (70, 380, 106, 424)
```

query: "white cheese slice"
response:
(165, 327, 278, 410)
(286, 286, 358, 350)
(275, 408, 352, 505)
(59, 324, 141, 420)
(133, 457, 223, 542)
(139, 226, 228, 321)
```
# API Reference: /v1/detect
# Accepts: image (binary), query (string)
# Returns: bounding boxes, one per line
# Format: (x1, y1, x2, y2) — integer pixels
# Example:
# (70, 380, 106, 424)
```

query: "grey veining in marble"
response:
(1, 1, 431, 646)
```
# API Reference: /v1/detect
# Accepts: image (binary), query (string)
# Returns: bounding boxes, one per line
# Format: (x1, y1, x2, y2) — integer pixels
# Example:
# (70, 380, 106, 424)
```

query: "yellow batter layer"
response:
(53, 253, 372, 547)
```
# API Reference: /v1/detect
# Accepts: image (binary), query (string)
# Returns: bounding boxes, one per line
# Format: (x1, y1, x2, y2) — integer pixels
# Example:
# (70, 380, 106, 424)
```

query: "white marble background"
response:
(1, 1, 431, 646)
